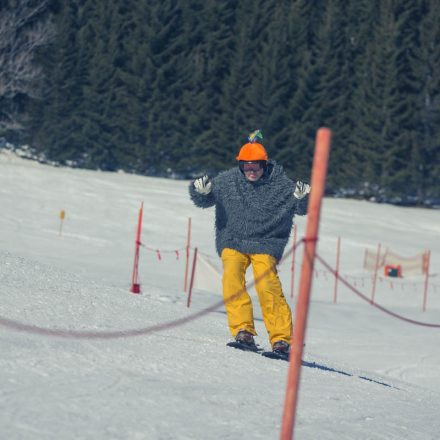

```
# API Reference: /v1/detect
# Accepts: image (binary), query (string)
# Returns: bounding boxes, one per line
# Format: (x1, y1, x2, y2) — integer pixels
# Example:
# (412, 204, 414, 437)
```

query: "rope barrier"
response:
(0, 237, 438, 338)
(0, 240, 305, 339)
(315, 253, 440, 328)
(139, 243, 185, 259)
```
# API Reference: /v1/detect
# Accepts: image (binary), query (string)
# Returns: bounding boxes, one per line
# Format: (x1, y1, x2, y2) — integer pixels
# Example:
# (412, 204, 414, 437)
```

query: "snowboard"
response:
(226, 341, 263, 353)
(261, 350, 289, 361)
(227, 341, 289, 361)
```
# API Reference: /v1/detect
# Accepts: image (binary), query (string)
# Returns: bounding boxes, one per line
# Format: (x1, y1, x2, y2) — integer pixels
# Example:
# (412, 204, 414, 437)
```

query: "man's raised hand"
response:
(194, 175, 212, 195)
(294, 181, 311, 199)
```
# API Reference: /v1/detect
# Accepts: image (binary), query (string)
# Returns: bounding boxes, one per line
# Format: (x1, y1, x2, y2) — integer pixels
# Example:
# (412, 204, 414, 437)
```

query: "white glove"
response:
(294, 181, 311, 199)
(194, 175, 212, 195)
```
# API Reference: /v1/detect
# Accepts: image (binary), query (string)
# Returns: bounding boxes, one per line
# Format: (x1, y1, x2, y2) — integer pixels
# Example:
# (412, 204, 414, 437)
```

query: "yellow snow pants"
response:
(221, 248, 292, 345)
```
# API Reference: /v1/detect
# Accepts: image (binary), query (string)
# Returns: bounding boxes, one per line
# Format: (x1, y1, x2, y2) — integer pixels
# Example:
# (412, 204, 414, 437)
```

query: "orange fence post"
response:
(130, 202, 143, 294)
(186, 247, 198, 308)
(280, 128, 331, 440)
(290, 224, 297, 298)
(371, 243, 381, 304)
(333, 236, 341, 304)
(183, 217, 192, 292)
(422, 250, 431, 312)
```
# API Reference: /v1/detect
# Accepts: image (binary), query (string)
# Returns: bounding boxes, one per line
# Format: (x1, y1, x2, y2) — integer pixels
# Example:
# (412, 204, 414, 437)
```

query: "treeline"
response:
(4, 0, 440, 202)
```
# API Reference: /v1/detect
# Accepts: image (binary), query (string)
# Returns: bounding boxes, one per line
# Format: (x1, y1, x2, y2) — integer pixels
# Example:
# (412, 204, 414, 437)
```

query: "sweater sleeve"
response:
(189, 180, 216, 208)
(294, 195, 308, 216)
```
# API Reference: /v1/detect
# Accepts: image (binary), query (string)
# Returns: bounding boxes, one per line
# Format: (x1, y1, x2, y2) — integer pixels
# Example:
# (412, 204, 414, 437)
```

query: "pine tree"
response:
(351, 0, 405, 197)
(310, 0, 359, 190)
(410, 0, 440, 199)
(281, 0, 324, 181)
(178, 0, 238, 174)
(30, 1, 87, 164)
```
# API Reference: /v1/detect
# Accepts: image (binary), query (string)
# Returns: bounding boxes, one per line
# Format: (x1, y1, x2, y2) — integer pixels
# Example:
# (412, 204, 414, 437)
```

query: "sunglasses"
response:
(242, 162, 263, 172)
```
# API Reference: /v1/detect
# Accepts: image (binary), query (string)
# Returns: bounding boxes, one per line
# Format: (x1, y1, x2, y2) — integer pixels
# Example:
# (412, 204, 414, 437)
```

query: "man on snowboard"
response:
(189, 130, 310, 357)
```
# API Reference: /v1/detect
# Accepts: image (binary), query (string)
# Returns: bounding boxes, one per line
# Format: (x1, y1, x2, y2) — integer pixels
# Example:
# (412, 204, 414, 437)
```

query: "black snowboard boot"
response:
(261, 340, 290, 360)
(272, 340, 290, 354)
(235, 330, 255, 346)
(226, 330, 260, 352)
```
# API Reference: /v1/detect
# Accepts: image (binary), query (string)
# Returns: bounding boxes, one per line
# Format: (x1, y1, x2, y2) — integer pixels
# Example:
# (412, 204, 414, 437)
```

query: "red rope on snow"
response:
(315, 253, 440, 328)
(2, 238, 437, 339)
(0, 240, 306, 339)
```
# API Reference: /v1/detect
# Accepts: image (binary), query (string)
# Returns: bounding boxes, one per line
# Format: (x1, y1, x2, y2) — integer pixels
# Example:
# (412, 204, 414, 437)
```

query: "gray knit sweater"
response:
(189, 161, 307, 261)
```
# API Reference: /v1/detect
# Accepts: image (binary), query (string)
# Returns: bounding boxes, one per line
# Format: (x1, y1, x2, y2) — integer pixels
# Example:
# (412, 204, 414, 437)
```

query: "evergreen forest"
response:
(1, 0, 440, 204)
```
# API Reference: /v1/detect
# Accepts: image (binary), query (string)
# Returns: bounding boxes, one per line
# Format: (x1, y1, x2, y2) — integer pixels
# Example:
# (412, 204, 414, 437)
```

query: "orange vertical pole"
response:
(290, 224, 297, 298)
(186, 247, 198, 308)
(130, 202, 143, 294)
(422, 250, 431, 312)
(333, 236, 341, 304)
(183, 217, 192, 292)
(280, 128, 331, 440)
(371, 243, 381, 304)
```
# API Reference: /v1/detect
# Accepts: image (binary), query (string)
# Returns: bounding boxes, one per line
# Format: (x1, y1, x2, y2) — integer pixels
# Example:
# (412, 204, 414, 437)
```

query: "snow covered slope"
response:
(0, 150, 439, 439)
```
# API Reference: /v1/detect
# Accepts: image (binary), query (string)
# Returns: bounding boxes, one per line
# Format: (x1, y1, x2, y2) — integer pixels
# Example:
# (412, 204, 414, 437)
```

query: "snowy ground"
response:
(0, 149, 439, 440)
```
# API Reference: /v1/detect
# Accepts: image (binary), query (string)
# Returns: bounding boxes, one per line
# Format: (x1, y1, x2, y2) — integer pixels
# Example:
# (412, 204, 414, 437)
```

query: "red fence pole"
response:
(290, 224, 297, 298)
(333, 236, 341, 304)
(130, 202, 144, 294)
(280, 128, 331, 440)
(186, 247, 198, 308)
(422, 250, 431, 312)
(371, 243, 381, 304)
(183, 217, 192, 292)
